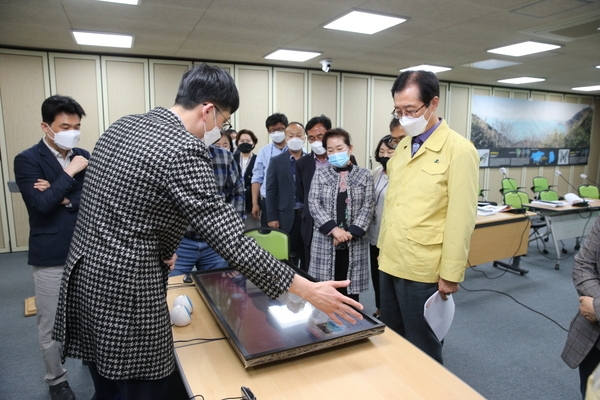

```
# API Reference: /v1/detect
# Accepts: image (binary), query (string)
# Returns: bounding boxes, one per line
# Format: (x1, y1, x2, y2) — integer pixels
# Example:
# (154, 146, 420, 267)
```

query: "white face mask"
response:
(399, 107, 431, 138)
(287, 137, 305, 152)
(269, 130, 285, 144)
(201, 112, 221, 145)
(46, 124, 81, 150)
(310, 141, 326, 155)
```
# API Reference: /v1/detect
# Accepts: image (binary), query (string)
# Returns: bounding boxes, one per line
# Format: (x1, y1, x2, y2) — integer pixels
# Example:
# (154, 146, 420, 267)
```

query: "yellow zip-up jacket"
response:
(377, 119, 479, 283)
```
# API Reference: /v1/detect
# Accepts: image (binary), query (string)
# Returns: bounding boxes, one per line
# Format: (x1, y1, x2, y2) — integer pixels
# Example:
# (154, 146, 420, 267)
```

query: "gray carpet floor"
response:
(0, 237, 584, 399)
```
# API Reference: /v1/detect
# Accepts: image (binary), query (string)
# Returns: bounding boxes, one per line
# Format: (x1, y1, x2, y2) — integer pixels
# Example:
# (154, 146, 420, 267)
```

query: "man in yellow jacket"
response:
(377, 70, 479, 364)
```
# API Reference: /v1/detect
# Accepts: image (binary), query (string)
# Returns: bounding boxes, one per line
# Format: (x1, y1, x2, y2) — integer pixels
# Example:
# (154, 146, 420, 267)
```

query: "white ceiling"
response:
(1, 0, 599, 94)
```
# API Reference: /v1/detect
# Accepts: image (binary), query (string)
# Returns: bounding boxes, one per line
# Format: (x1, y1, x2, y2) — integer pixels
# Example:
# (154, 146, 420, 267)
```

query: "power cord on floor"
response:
(459, 283, 568, 332)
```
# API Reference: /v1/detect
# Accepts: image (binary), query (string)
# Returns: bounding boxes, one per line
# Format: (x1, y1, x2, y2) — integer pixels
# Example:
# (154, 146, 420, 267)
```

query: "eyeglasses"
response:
(386, 137, 401, 149)
(210, 103, 232, 131)
(391, 103, 426, 120)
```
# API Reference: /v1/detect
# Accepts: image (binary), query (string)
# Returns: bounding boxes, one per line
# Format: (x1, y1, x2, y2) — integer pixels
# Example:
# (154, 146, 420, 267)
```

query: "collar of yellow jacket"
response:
(403, 119, 450, 155)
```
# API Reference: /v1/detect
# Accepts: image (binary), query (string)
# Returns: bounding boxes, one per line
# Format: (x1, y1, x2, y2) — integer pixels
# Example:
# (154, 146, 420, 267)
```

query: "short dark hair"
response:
(390, 70, 439, 105)
(305, 115, 332, 132)
(265, 113, 288, 129)
(375, 134, 393, 162)
(175, 64, 239, 113)
(322, 128, 351, 149)
(219, 129, 233, 150)
(389, 118, 401, 131)
(41, 95, 86, 125)
(237, 129, 258, 145)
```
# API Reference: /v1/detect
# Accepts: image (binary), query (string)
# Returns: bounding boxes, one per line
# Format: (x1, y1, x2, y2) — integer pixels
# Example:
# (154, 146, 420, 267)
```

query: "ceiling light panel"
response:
(324, 11, 406, 35)
(400, 64, 452, 74)
(72, 31, 133, 48)
(97, 0, 139, 4)
(488, 41, 561, 57)
(264, 49, 320, 62)
(464, 59, 522, 70)
(572, 85, 600, 91)
(497, 77, 546, 84)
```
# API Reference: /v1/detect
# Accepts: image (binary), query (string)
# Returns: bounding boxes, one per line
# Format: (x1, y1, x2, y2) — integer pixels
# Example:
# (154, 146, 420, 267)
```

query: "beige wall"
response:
(0, 47, 598, 252)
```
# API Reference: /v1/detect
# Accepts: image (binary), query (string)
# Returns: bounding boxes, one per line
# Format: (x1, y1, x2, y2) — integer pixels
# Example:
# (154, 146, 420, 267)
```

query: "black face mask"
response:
(238, 143, 254, 153)
(378, 156, 390, 169)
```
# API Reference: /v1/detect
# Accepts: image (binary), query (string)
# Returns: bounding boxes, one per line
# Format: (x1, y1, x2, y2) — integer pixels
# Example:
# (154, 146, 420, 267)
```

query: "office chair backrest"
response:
(531, 176, 552, 193)
(244, 227, 289, 261)
(539, 190, 559, 201)
(501, 178, 519, 194)
(503, 191, 529, 209)
(579, 185, 600, 200)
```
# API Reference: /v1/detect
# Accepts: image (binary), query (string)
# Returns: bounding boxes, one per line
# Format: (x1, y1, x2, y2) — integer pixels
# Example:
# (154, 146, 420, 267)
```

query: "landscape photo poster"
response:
(471, 96, 593, 168)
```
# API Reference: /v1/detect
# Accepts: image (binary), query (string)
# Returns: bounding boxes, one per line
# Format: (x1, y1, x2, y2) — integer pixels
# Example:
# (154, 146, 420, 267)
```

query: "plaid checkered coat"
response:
(562, 216, 600, 368)
(308, 165, 374, 294)
(53, 107, 295, 380)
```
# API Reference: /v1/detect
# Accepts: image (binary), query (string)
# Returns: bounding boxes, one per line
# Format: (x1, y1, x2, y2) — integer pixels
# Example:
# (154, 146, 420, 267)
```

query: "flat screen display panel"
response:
(192, 268, 385, 368)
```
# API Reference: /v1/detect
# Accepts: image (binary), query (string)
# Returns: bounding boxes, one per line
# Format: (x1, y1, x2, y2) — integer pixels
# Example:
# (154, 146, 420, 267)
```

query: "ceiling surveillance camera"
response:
(320, 59, 332, 73)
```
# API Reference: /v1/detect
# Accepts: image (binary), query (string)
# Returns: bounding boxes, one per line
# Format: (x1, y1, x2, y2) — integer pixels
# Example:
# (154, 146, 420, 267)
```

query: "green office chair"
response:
(503, 191, 550, 254)
(503, 190, 529, 209)
(500, 178, 523, 196)
(579, 185, 600, 200)
(531, 176, 555, 199)
(539, 190, 559, 202)
(244, 227, 290, 261)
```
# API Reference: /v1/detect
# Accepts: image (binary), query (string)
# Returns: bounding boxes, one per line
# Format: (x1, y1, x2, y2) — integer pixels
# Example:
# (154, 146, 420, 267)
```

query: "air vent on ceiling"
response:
(549, 19, 600, 38)
(519, 10, 600, 42)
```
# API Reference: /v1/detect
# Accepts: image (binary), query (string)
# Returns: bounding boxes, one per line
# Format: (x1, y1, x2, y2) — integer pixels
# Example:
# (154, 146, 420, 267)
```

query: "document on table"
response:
(477, 204, 509, 216)
(424, 291, 455, 342)
(530, 200, 569, 207)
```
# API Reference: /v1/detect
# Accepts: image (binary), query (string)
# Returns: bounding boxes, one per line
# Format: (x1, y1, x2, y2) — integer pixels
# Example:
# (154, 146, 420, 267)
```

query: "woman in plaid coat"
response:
(308, 128, 375, 300)
(562, 215, 600, 398)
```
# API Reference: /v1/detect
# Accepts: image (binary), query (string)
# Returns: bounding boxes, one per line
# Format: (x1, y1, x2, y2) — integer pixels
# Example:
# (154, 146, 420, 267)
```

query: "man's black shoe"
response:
(49, 381, 76, 400)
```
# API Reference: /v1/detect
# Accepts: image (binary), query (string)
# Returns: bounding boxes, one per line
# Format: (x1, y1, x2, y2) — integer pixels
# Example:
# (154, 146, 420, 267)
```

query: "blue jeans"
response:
(170, 237, 229, 276)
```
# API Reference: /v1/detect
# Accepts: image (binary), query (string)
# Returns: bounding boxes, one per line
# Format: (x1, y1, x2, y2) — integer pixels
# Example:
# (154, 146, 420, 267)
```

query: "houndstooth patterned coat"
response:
(562, 215, 600, 369)
(308, 165, 374, 294)
(53, 107, 295, 381)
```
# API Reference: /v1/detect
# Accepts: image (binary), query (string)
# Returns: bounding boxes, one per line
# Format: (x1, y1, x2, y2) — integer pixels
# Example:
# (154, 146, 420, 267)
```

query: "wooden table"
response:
(468, 211, 535, 275)
(524, 201, 600, 270)
(167, 277, 484, 400)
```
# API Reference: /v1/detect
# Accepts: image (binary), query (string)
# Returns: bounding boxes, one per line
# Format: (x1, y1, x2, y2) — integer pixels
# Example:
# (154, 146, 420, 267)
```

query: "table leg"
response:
(493, 256, 529, 275)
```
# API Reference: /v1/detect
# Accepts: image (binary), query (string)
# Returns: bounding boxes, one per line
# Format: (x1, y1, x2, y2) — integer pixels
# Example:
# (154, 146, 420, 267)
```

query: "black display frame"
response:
(191, 267, 385, 368)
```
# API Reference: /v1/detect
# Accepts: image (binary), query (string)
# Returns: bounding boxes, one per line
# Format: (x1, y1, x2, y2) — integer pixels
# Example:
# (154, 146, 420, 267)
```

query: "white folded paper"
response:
(424, 291, 455, 342)
(564, 192, 584, 205)
(531, 200, 569, 207)
(477, 204, 509, 216)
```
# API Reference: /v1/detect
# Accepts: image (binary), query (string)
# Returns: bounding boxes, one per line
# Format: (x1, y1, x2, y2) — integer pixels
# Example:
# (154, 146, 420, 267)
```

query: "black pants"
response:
(260, 197, 268, 227)
(579, 344, 600, 398)
(369, 245, 381, 310)
(289, 210, 306, 271)
(88, 362, 172, 400)
(334, 249, 359, 302)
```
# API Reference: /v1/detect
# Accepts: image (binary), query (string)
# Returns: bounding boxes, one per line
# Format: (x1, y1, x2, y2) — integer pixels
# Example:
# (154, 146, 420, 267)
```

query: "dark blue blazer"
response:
(296, 153, 317, 246)
(266, 151, 297, 233)
(14, 140, 89, 266)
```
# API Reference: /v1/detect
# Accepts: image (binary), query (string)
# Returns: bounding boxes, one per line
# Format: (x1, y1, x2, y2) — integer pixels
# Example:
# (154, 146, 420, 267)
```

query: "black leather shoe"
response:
(49, 381, 76, 400)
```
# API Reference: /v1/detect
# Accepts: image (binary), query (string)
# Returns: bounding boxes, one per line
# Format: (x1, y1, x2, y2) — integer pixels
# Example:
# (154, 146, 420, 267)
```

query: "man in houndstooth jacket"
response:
(53, 64, 363, 399)
(562, 215, 600, 398)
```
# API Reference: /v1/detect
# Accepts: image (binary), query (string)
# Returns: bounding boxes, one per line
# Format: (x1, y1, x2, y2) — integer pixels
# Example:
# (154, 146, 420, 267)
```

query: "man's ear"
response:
(199, 103, 213, 122)
(40, 122, 49, 134)
(430, 96, 440, 112)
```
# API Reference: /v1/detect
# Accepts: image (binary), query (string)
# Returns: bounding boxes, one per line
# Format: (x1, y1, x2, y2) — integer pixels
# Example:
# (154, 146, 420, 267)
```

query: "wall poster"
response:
(471, 96, 593, 168)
